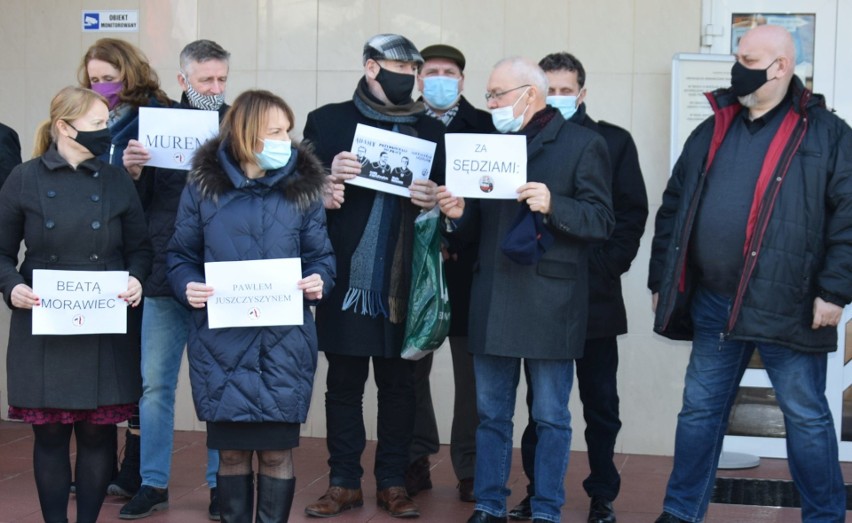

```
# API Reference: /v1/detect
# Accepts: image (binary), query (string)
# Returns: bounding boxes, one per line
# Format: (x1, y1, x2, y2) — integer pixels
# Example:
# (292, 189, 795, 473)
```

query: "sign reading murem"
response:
(82, 10, 139, 32)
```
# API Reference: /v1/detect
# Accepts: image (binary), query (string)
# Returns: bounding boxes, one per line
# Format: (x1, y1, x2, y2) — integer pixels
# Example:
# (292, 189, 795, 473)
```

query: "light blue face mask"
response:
(422, 76, 460, 110)
(255, 138, 292, 171)
(547, 95, 578, 120)
(491, 87, 530, 133)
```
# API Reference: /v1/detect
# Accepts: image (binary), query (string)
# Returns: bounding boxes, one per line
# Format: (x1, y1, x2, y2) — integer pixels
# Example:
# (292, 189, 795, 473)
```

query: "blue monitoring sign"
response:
(82, 10, 139, 32)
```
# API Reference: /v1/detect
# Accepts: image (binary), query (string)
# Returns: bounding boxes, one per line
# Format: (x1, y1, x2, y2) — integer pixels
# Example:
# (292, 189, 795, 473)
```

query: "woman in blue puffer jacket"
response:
(167, 89, 335, 523)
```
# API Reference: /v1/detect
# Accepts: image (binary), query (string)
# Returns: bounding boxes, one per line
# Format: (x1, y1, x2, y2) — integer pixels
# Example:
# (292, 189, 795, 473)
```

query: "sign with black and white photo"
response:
(138, 107, 219, 170)
(349, 124, 437, 197)
(32, 270, 129, 335)
(444, 133, 527, 199)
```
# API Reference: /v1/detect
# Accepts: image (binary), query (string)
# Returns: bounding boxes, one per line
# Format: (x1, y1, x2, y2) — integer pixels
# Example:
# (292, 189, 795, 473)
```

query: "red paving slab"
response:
(2, 420, 852, 522)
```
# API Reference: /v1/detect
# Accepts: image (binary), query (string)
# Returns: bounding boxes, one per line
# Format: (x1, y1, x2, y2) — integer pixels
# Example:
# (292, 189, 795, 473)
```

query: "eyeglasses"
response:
(484, 84, 530, 102)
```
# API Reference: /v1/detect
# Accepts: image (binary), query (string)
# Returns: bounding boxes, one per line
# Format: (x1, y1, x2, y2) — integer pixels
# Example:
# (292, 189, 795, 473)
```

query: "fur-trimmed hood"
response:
(189, 137, 327, 211)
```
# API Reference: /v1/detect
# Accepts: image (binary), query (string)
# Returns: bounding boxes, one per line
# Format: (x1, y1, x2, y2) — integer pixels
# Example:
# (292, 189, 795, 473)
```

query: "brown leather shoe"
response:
(304, 486, 363, 517)
(458, 477, 475, 502)
(376, 486, 420, 518)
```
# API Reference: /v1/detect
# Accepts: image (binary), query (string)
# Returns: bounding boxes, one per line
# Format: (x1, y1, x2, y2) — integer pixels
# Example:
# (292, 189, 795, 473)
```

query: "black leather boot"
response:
(256, 475, 295, 523)
(216, 474, 254, 523)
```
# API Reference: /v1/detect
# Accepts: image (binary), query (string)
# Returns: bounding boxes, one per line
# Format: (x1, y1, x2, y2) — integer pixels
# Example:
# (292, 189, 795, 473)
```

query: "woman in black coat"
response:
(77, 37, 171, 496)
(167, 90, 334, 523)
(0, 86, 152, 523)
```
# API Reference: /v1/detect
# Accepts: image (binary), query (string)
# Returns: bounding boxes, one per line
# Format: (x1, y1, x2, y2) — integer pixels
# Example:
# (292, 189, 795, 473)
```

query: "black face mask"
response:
(730, 59, 777, 97)
(68, 123, 112, 157)
(375, 67, 415, 105)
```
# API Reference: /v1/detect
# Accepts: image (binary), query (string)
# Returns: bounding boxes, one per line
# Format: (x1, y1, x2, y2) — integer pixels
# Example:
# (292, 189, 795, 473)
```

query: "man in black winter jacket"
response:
(508, 52, 648, 523)
(649, 25, 852, 523)
(114, 39, 230, 521)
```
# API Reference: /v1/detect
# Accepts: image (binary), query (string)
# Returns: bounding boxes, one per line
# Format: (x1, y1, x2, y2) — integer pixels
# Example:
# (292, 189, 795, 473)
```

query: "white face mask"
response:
(546, 95, 578, 120)
(254, 138, 292, 171)
(491, 87, 530, 133)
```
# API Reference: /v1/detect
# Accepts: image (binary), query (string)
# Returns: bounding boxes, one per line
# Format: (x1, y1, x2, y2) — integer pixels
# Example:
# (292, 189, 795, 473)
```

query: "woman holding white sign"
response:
(0, 86, 152, 523)
(167, 89, 335, 523)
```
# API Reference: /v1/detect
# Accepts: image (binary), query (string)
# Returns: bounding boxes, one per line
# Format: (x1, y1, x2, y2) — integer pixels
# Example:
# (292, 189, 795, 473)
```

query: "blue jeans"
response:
(663, 287, 845, 522)
(139, 297, 219, 489)
(473, 354, 573, 523)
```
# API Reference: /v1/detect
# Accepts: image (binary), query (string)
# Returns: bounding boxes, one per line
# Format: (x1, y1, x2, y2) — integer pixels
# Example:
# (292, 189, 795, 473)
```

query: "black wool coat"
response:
(303, 98, 446, 358)
(0, 146, 152, 409)
(572, 105, 648, 339)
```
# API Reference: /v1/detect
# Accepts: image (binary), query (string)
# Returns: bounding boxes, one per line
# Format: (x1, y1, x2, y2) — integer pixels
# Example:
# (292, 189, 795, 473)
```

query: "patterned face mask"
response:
(183, 74, 225, 111)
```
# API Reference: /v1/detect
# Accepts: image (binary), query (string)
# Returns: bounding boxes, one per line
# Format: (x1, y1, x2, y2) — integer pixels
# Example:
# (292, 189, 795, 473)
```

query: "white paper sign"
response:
(445, 133, 527, 199)
(349, 124, 437, 197)
(204, 259, 304, 329)
(32, 270, 129, 335)
(138, 107, 219, 170)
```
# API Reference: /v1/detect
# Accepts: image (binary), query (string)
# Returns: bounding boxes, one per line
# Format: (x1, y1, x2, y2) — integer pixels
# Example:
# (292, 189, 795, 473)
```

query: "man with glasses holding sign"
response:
(437, 57, 613, 523)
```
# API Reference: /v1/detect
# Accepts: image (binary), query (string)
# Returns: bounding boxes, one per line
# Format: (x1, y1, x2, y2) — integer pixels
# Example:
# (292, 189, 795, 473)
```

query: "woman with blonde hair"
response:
(168, 89, 335, 522)
(0, 86, 152, 523)
(78, 38, 171, 165)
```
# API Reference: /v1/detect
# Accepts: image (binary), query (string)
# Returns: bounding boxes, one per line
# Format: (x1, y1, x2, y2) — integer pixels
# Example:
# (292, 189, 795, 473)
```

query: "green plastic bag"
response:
(401, 206, 451, 360)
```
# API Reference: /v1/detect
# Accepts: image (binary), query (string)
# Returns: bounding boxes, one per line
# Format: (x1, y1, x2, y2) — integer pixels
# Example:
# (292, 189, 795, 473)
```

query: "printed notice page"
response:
(444, 133, 526, 199)
(138, 107, 219, 170)
(349, 124, 437, 197)
(204, 258, 304, 329)
(32, 270, 129, 335)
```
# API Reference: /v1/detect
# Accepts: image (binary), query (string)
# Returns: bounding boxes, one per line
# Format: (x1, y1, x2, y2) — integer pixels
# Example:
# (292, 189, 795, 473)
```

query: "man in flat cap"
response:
(302, 33, 445, 519)
(404, 43, 494, 504)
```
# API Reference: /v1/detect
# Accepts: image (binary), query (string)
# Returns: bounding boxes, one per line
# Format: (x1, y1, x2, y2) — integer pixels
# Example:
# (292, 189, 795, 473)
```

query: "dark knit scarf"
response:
(520, 106, 559, 143)
(352, 77, 425, 123)
(343, 79, 421, 323)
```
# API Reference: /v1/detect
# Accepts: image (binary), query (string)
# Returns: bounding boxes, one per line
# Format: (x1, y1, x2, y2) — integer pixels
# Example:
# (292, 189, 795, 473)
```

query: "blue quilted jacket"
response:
(167, 137, 335, 423)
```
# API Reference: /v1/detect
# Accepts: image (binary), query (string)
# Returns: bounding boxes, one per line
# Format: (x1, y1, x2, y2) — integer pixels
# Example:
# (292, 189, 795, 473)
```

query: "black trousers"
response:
(324, 352, 416, 490)
(521, 336, 622, 501)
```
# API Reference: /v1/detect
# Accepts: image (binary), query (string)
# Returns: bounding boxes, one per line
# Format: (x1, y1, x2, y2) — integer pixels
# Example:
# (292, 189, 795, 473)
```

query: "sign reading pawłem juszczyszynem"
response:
(204, 258, 304, 329)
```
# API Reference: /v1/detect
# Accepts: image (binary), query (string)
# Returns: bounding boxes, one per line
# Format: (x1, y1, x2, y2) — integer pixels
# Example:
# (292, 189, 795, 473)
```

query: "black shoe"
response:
(108, 430, 141, 498)
(467, 510, 508, 523)
(588, 496, 616, 523)
(508, 495, 532, 520)
(404, 456, 433, 496)
(208, 487, 220, 521)
(119, 486, 169, 519)
(654, 513, 687, 523)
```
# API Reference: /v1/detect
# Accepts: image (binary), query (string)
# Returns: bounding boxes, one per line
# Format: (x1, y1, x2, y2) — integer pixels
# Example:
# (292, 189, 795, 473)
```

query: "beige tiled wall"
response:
(0, 0, 702, 457)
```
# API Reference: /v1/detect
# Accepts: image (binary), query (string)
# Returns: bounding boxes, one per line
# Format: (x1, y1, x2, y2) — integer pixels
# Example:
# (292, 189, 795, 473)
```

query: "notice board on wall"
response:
(669, 53, 735, 172)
